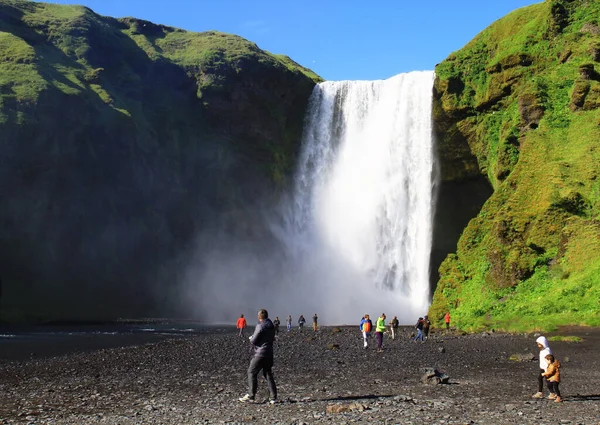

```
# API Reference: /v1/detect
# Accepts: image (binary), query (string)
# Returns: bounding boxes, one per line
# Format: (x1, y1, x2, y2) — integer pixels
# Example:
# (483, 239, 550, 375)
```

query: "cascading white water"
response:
(280, 71, 436, 324)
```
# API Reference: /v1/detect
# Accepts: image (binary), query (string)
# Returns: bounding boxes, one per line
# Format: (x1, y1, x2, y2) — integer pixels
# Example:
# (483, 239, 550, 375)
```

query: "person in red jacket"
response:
(237, 314, 247, 337)
(444, 312, 451, 331)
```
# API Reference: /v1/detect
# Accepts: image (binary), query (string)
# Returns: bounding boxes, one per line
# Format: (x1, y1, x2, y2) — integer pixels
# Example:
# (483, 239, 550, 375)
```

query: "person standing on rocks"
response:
(389, 316, 399, 340)
(532, 335, 553, 399)
(286, 315, 292, 332)
(376, 314, 386, 352)
(360, 314, 372, 349)
(236, 314, 247, 338)
(423, 315, 431, 339)
(239, 309, 278, 404)
(273, 317, 280, 335)
(412, 317, 425, 342)
(313, 313, 318, 332)
(444, 311, 451, 330)
(298, 315, 306, 330)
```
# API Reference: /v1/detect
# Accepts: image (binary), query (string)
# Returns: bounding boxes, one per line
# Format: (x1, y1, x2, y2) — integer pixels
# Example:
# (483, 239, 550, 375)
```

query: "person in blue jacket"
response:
(359, 314, 373, 349)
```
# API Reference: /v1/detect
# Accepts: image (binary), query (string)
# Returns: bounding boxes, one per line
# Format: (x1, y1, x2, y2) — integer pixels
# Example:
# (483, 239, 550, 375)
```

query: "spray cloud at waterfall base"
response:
(182, 71, 436, 325)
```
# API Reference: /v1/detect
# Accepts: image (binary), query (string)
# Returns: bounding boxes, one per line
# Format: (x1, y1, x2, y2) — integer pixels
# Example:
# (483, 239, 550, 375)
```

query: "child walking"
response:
(532, 336, 552, 398)
(542, 354, 562, 402)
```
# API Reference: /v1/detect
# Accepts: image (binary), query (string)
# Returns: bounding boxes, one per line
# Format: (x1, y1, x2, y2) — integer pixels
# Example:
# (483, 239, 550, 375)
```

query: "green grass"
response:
(430, 0, 600, 332)
(548, 335, 583, 343)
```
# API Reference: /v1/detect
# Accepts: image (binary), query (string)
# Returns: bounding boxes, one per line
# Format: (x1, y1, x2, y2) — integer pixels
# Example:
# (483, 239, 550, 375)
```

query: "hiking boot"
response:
(532, 392, 544, 399)
(269, 399, 278, 404)
(548, 393, 557, 399)
(554, 396, 562, 403)
(239, 394, 254, 403)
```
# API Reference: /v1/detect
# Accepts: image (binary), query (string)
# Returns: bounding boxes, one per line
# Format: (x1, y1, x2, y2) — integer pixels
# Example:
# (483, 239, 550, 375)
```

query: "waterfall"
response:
(279, 71, 436, 324)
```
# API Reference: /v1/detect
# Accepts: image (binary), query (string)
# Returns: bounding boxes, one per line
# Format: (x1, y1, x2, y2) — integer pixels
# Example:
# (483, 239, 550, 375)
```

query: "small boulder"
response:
(325, 402, 367, 414)
(326, 404, 350, 414)
(509, 353, 535, 362)
(421, 367, 450, 385)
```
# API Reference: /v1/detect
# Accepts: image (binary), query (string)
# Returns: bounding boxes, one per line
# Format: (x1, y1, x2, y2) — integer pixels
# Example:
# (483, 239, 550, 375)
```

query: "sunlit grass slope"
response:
(430, 0, 600, 332)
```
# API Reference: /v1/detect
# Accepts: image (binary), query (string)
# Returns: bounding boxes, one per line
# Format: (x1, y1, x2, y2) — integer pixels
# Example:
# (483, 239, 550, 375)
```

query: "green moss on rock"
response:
(430, 0, 600, 332)
(0, 0, 321, 321)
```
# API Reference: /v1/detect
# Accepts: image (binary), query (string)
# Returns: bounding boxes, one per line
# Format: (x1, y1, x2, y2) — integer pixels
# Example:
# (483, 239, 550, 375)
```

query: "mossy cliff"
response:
(0, 0, 320, 321)
(430, 0, 600, 331)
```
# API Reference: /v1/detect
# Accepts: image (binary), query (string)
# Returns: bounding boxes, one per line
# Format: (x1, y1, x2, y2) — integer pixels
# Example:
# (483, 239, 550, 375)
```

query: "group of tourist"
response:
(358, 312, 449, 350)
(237, 313, 319, 338)
(236, 309, 563, 406)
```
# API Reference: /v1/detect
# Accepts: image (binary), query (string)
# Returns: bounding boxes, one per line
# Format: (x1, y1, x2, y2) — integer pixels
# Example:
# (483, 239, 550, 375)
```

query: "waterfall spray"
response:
(279, 71, 436, 324)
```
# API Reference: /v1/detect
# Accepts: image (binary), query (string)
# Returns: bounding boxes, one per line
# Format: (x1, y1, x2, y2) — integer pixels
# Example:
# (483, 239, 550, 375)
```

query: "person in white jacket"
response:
(532, 335, 553, 398)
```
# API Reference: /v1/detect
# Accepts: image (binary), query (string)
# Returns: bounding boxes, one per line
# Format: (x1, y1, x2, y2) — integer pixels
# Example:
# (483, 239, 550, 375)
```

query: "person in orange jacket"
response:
(444, 312, 451, 330)
(237, 314, 247, 337)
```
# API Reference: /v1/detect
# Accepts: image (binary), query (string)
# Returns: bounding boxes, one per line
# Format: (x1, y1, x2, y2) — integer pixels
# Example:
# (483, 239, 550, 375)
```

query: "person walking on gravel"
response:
(412, 317, 425, 342)
(423, 315, 431, 339)
(360, 314, 372, 349)
(389, 316, 399, 340)
(313, 313, 318, 332)
(286, 315, 292, 332)
(375, 314, 386, 352)
(273, 317, 280, 335)
(532, 335, 553, 399)
(239, 309, 278, 404)
(236, 314, 247, 338)
(298, 315, 306, 330)
(542, 354, 562, 402)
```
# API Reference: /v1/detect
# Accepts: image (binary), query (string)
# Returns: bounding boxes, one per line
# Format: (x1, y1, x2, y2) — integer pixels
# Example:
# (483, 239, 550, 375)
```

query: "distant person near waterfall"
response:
(376, 314, 386, 352)
(239, 309, 278, 404)
(313, 313, 318, 332)
(412, 317, 424, 342)
(444, 312, 451, 330)
(389, 316, 399, 340)
(423, 315, 431, 339)
(236, 314, 247, 338)
(360, 314, 372, 349)
(298, 315, 306, 330)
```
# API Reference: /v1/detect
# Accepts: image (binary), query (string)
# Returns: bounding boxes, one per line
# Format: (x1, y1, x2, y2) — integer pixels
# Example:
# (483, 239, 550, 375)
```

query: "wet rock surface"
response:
(1, 326, 600, 424)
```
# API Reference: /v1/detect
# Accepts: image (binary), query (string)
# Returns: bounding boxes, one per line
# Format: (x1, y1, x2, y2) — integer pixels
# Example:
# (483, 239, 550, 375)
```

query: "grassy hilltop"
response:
(430, 0, 600, 331)
(0, 0, 320, 321)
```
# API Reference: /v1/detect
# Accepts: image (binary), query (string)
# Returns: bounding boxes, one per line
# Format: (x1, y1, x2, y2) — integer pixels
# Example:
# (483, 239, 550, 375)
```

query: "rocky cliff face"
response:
(429, 0, 600, 330)
(0, 0, 320, 321)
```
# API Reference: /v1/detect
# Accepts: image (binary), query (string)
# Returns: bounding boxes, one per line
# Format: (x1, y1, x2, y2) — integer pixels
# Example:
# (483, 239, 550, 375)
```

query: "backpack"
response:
(363, 320, 372, 333)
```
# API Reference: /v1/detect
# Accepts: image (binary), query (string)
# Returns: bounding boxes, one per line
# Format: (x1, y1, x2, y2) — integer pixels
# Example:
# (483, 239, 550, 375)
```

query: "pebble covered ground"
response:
(1, 325, 599, 424)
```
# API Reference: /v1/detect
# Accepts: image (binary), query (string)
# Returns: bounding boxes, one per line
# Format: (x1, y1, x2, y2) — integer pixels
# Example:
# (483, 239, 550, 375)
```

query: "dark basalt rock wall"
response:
(0, 0, 320, 321)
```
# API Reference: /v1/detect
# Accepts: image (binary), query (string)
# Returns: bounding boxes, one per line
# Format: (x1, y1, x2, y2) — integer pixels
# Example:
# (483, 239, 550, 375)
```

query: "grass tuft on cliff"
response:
(430, 0, 600, 332)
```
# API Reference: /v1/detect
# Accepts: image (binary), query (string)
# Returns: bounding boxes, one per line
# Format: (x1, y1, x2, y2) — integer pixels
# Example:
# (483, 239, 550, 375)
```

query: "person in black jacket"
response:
(412, 317, 425, 342)
(239, 309, 278, 403)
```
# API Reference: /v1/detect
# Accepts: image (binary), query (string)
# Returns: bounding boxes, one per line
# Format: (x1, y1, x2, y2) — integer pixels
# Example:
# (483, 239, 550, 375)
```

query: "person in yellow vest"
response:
(376, 314, 386, 352)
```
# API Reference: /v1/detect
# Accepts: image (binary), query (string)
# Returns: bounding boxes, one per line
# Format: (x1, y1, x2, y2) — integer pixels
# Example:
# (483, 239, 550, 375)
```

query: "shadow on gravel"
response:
(566, 394, 600, 402)
(321, 394, 395, 402)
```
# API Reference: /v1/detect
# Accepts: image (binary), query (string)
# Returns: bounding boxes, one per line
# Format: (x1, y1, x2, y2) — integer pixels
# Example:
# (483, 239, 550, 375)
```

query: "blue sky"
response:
(44, 0, 541, 81)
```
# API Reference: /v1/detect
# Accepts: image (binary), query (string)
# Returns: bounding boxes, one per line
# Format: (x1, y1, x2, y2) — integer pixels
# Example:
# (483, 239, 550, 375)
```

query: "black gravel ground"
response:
(1, 326, 599, 424)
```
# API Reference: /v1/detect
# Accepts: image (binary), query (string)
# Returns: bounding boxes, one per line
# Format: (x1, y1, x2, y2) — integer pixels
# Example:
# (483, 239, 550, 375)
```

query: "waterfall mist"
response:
(181, 71, 436, 325)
